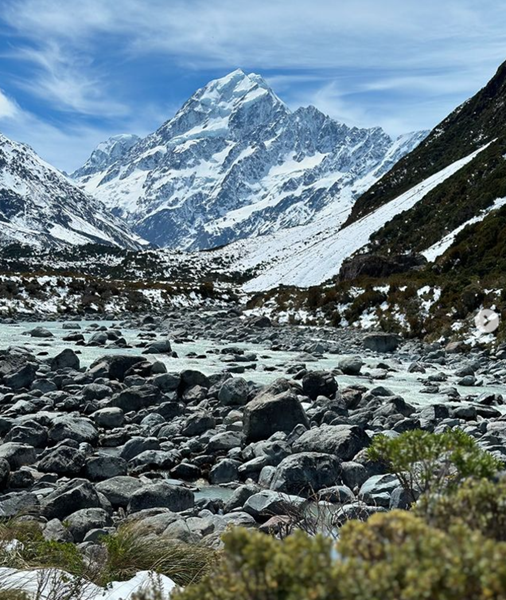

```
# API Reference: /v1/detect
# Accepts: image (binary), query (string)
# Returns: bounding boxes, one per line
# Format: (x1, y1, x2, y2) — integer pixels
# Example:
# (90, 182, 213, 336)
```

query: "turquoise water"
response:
(1, 320, 505, 409)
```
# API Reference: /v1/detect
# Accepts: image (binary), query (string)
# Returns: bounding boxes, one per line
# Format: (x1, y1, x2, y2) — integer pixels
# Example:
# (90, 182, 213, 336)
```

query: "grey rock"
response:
(85, 455, 127, 481)
(302, 371, 338, 400)
(270, 452, 342, 496)
(51, 349, 80, 371)
(120, 437, 161, 461)
(243, 388, 309, 442)
(95, 476, 143, 508)
(363, 333, 400, 353)
(41, 479, 102, 520)
(92, 407, 124, 429)
(293, 425, 370, 461)
(38, 446, 86, 476)
(218, 377, 249, 406)
(127, 482, 194, 514)
(48, 416, 98, 445)
(338, 357, 364, 376)
(43, 518, 74, 543)
(66, 508, 112, 543)
(0, 443, 37, 469)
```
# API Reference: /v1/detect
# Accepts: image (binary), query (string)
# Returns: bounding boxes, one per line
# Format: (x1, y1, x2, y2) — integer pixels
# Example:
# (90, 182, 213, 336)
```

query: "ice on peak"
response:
(199, 69, 274, 102)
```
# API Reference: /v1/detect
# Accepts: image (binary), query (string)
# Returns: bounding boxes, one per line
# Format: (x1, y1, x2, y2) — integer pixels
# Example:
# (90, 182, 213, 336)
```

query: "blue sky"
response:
(0, 0, 504, 172)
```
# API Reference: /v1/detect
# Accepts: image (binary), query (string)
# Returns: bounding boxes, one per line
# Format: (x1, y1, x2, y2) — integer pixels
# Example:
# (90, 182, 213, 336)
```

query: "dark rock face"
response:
(41, 479, 103, 520)
(270, 452, 342, 496)
(302, 371, 338, 400)
(243, 390, 309, 442)
(339, 253, 427, 281)
(363, 333, 401, 353)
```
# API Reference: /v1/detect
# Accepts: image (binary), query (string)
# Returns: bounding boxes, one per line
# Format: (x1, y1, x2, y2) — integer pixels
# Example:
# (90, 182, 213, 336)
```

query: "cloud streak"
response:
(0, 0, 505, 167)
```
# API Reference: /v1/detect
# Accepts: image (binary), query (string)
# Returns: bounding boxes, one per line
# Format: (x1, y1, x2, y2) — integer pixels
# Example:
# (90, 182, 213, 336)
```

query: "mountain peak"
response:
(195, 69, 275, 106)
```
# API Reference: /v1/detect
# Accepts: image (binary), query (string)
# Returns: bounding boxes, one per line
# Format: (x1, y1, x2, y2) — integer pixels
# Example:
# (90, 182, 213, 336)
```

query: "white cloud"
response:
(1, 0, 506, 164)
(0, 89, 20, 119)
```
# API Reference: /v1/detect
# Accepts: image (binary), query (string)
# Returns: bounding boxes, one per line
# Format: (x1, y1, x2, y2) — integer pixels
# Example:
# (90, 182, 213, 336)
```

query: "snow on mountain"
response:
(74, 69, 426, 250)
(72, 134, 141, 180)
(204, 143, 491, 291)
(0, 133, 146, 249)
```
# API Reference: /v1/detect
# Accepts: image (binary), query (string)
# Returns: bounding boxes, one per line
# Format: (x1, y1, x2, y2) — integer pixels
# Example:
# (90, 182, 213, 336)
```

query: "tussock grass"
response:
(102, 523, 219, 587)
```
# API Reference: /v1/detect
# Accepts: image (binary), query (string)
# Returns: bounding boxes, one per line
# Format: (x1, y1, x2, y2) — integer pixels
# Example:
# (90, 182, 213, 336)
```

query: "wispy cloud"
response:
(0, 88, 19, 119)
(0, 0, 505, 166)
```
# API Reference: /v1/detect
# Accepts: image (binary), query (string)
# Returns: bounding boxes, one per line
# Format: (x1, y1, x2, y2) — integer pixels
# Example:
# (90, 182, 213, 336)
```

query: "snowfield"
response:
(228, 143, 492, 291)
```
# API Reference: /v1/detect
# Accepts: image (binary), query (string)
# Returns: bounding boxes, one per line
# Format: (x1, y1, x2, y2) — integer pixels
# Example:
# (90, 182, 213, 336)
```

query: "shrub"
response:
(416, 477, 506, 541)
(367, 429, 501, 502)
(173, 528, 337, 600)
(175, 513, 506, 600)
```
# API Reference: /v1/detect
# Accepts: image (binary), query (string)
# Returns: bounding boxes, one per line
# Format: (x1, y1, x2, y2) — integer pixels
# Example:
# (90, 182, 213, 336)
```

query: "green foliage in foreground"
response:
(175, 510, 506, 600)
(417, 477, 506, 541)
(367, 428, 502, 501)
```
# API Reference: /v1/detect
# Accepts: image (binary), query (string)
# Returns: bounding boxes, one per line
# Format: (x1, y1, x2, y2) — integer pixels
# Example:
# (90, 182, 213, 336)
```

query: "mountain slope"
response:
(0, 133, 145, 249)
(344, 61, 506, 258)
(207, 143, 489, 291)
(74, 69, 426, 250)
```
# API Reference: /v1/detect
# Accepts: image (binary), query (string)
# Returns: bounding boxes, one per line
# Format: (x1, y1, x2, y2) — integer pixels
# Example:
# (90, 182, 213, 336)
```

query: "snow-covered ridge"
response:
(0, 132, 145, 249)
(74, 69, 427, 250)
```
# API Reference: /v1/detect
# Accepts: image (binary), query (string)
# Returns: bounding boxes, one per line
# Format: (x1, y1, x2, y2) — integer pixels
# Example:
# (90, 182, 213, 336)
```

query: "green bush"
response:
(175, 512, 506, 600)
(416, 477, 506, 541)
(367, 429, 501, 502)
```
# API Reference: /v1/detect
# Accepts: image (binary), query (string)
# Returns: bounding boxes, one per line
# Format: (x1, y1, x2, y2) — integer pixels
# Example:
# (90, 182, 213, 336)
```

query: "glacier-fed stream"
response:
(1, 319, 504, 410)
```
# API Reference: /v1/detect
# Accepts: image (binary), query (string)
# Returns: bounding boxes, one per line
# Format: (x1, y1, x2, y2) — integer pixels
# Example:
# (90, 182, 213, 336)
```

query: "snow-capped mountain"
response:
(74, 69, 426, 250)
(73, 134, 140, 180)
(0, 133, 145, 249)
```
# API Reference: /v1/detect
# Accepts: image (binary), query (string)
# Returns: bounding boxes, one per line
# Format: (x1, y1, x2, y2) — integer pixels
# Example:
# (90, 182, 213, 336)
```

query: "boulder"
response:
(243, 490, 305, 521)
(119, 437, 160, 461)
(181, 413, 216, 437)
(27, 326, 53, 338)
(338, 357, 364, 376)
(218, 377, 250, 406)
(95, 476, 143, 508)
(270, 452, 342, 496)
(293, 425, 370, 461)
(127, 482, 194, 514)
(302, 371, 338, 400)
(41, 479, 102, 520)
(48, 416, 98, 445)
(112, 385, 162, 412)
(243, 389, 309, 442)
(5, 422, 48, 447)
(38, 446, 86, 476)
(66, 508, 112, 543)
(363, 333, 400, 353)
(360, 473, 401, 507)
(4, 363, 38, 390)
(92, 407, 124, 429)
(50, 349, 80, 371)
(88, 355, 145, 382)
(0, 443, 37, 469)
(84, 455, 127, 481)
